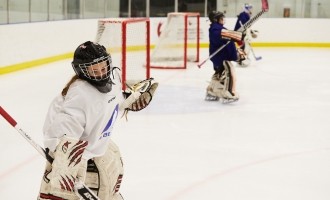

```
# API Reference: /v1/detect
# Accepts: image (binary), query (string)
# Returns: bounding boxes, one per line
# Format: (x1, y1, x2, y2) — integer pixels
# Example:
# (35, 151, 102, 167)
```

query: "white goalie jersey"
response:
(43, 70, 125, 160)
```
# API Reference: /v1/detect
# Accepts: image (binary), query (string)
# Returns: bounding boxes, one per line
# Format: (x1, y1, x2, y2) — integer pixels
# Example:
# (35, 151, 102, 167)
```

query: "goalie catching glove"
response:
(250, 29, 259, 38)
(120, 78, 158, 116)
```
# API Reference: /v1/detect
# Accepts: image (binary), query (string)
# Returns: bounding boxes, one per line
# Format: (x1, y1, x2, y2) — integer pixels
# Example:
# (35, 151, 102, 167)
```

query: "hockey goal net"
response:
(95, 18, 150, 90)
(151, 12, 200, 69)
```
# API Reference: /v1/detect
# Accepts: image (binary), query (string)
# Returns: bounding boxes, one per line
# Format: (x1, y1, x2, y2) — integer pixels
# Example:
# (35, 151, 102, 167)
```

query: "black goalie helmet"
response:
(71, 41, 112, 87)
(208, 11, 225, 23)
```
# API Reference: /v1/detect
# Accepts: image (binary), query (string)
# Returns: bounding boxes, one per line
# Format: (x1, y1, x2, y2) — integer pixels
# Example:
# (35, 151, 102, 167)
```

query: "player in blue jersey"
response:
(206, 11, 246, 103)
(234, 3, 259, 67)
(234, 3, 253, 32)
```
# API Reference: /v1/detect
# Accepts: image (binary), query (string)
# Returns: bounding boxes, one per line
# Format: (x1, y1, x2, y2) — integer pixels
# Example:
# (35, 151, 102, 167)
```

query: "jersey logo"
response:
(99, 104, 119, 139)
(108, 96, 116, 103)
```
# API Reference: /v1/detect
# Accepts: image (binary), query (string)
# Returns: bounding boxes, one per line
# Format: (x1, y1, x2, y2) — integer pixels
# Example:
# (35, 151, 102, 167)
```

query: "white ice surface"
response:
(0, 47, 330, 200)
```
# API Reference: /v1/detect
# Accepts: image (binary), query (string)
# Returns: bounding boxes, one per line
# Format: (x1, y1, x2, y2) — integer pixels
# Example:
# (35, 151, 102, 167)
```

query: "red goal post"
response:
(96, 18, 150, 90)
(150, 12, 200, 69)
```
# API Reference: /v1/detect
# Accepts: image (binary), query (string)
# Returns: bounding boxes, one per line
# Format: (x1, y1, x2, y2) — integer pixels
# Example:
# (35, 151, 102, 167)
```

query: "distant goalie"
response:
(234, 3, 260, 67)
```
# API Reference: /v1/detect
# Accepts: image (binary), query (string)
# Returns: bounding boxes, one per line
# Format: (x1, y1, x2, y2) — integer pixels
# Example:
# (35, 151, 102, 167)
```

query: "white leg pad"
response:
(85, 139, 124, 200)
(206, 73, 225, 98)
(38, 161, 56, 200)
(222, 61, 239, 100)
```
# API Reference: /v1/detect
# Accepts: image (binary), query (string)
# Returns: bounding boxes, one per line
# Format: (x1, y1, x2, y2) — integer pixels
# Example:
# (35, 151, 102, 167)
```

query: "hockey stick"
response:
(0, 106, 100, 200)
(249, 42, 262, 61)
(197, 41, 230, 68)
(197, 0, 268, 68)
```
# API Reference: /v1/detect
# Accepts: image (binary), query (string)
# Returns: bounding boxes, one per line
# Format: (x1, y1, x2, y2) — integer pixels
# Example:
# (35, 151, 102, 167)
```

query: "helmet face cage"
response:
(208, 11, 224, 23)
(77, 56, 112, 82)
(244, 3, 253, 12)
(72, 41, 113, 85)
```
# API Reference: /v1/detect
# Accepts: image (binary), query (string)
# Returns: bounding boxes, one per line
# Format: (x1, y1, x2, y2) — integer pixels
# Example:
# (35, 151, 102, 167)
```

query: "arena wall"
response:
(0, 18, 329, 74)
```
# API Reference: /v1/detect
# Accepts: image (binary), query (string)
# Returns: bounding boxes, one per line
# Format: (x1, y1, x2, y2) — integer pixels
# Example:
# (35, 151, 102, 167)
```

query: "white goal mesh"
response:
(150, 12, 200, 69)
(95, 18, 150, 90)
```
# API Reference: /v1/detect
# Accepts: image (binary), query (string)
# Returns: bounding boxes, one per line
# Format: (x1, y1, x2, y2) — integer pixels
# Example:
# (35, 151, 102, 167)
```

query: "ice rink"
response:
(1, 47, 330, 200)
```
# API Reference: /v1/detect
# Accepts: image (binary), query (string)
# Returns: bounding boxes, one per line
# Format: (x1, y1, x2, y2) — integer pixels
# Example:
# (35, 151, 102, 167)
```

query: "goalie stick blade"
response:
(255, 56, 262, 61)
(251, 49, 262, 61)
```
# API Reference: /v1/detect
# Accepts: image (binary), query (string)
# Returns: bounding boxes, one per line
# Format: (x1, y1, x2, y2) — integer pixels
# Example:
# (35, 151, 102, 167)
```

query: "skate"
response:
(220, 97, 239, 104)
(220, 90, 239, 104)
(205, 93, 219, 101)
